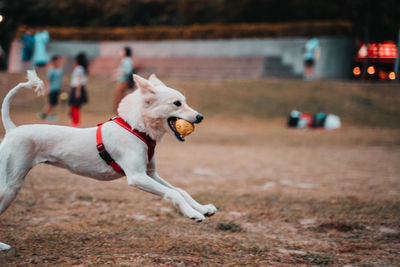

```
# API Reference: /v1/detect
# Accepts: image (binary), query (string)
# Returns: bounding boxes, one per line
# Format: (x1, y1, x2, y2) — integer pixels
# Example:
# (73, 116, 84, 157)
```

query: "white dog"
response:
(0, 71, 216, 250)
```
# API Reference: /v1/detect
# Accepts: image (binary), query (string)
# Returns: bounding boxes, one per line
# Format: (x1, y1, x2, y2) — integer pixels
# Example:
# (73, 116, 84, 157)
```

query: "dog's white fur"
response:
(0, 71, 216, 250)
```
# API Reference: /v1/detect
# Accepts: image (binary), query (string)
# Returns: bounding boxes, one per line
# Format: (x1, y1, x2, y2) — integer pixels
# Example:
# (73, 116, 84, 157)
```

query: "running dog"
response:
(0, 71, 216, 250)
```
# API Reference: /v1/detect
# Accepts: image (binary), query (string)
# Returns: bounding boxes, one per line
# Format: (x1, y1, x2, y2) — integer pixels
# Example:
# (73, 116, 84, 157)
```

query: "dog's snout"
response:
(195, 114, 204, 123)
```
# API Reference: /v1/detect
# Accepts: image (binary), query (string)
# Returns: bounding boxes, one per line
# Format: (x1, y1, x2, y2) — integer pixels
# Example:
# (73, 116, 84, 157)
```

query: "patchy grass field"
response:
(0, 72, 399, 266)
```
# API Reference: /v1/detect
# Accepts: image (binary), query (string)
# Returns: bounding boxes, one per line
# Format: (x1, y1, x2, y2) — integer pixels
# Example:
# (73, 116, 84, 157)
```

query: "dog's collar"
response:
(96, 117, 156, 175)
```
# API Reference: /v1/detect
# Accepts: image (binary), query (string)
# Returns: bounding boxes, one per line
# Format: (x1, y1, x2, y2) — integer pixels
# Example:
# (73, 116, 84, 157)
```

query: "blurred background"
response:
(0, 0, 400, 80)
(0, 0, 399, 126)
(0, 1, 399, 266)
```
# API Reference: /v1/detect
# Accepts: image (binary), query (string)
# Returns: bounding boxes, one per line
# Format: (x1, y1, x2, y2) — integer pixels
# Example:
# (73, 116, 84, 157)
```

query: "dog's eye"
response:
(173, 101, 182, 107)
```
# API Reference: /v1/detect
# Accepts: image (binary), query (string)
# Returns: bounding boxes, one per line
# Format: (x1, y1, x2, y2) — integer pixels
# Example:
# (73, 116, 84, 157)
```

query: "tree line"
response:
(1, 0, 399, 53)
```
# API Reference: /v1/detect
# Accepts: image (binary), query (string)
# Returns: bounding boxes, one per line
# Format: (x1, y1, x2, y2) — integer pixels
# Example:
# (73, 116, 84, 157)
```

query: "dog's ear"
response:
(134, 74, 155, 95)
(149, 74, 166, 87)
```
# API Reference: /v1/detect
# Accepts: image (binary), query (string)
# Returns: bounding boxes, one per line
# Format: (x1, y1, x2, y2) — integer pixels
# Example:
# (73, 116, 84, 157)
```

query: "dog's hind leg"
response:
(0, 145, 34, 250)
(0, 185, 22, 250)
(0, 182, 27, 250)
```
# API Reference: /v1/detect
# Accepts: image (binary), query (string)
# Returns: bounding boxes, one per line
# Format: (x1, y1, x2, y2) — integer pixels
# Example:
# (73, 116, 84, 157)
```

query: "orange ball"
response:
(175, 119, 195, 136)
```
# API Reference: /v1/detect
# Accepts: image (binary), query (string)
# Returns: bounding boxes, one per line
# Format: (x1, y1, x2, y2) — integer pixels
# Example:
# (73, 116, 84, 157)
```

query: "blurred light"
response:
(0, 14, 4, 23)
(389, 72, 396, 80)
(358, 44, 368, 58)
(353, 67, 361, 76)
(367, 66, 375, 75)
(357, 42, 397, 59)
(379, 42, 397, 58)
(378, 71, 387, 80)
(369, 43, 378, 58)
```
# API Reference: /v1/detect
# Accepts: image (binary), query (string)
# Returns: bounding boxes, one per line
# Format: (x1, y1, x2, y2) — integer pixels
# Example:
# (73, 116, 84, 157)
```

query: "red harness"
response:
(96, 117, 156, 175)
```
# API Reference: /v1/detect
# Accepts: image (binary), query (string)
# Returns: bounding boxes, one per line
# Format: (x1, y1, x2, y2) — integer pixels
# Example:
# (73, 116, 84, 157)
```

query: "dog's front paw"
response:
(203, 204, 217, 217)
(188, 211, 205, 222)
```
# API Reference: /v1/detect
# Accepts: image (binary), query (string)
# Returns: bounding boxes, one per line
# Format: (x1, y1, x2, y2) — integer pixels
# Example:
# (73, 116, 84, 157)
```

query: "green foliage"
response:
(1, 0, 399, 52)
(1, 0, 399, 38)
(14, 21, 352, 41)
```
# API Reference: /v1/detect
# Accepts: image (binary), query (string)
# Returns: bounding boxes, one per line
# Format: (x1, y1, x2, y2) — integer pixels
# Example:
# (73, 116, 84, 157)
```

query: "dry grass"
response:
(0, 72, 399, 266)
(1, 73, 399, 129)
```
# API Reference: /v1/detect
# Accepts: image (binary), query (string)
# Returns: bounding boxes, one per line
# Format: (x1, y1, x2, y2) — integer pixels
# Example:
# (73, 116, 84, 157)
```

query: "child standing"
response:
(69, 53, 89, 127)
(39, 55, 64, 121)
(113, 46, 134, 113)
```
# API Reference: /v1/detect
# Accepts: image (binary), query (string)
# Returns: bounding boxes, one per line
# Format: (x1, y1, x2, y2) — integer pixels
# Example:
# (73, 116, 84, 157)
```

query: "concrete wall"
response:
(8, 41, 99, 73)
(8, 37, 354, 79)
(316, 38, 354, 79)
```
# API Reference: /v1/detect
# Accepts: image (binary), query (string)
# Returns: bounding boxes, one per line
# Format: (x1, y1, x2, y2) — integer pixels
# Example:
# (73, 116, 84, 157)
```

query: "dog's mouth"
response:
(168, 117, 185, 142)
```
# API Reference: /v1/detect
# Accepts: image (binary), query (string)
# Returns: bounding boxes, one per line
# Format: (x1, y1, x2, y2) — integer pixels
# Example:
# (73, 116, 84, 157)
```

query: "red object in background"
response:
(353, 41, 398, 80)
(358, 41, 397, 61)
(300, 112, 312, 127)
(71, 105, 80, 126)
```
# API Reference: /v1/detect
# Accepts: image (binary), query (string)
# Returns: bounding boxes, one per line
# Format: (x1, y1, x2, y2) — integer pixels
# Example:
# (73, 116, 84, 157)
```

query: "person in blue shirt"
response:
(303, 37, 320, 81)
(32, 28, 50, 68)
(113, 46, 134, 113)
(39, 55, 65, 121)
(20, 27, 35, 70)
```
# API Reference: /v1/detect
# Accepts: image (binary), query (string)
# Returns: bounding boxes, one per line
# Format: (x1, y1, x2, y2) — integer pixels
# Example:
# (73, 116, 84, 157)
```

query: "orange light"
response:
(379, 71, 387, 80)
(389, 72, 396, 80)
(353, 67, 361, 76)
(367, 66, 375, 75)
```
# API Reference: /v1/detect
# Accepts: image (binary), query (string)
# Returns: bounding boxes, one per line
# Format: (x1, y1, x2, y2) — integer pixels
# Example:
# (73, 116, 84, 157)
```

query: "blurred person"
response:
(69, 53, 89, 127)
(32, 27, 50, 69)
(20, 27, 35, 70)
(113, 46, 134, 113)
(39, 55, 65, 121)
(0, 44, 5, 70)
(303, 37, 320, 81)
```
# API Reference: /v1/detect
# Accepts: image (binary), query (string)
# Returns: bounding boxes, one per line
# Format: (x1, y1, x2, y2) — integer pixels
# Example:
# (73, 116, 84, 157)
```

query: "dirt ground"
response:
(0, 73, 399, 266)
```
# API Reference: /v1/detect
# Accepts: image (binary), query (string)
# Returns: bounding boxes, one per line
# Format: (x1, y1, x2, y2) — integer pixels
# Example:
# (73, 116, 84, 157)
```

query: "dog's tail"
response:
(1, 70, 45, 133)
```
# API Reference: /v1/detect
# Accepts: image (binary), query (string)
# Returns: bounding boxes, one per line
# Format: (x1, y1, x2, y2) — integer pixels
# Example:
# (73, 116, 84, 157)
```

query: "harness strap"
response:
(96, 117, 156, 175)
(96, 123, 125, 175)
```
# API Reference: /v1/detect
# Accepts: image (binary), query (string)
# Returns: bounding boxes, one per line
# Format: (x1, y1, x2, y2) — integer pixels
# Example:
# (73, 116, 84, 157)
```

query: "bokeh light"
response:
(367, 66, 375, 75)
(353, 67, 361, 76)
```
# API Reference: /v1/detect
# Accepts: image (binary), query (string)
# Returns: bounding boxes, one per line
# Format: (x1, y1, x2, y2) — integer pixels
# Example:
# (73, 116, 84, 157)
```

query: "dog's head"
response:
(118, 74, 203, 142)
